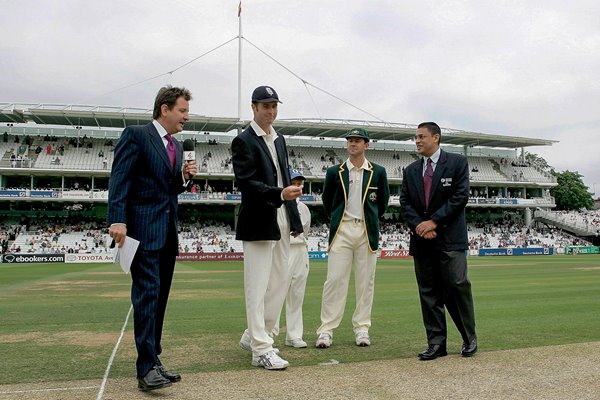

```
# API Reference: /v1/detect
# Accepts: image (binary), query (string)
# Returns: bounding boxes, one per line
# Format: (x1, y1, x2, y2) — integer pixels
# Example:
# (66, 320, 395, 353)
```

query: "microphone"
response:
(183, 139, 195, 162)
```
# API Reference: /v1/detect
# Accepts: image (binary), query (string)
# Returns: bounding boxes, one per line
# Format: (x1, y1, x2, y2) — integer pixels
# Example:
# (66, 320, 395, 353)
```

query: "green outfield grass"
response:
(1, 255, 599, 385)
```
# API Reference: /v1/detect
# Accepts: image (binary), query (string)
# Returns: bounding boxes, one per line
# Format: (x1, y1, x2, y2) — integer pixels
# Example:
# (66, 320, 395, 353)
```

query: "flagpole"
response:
(237, 1, 243, 124)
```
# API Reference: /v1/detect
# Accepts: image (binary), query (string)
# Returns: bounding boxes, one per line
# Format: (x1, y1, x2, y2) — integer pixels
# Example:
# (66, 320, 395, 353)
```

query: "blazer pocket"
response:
(366, 188, 379, 203)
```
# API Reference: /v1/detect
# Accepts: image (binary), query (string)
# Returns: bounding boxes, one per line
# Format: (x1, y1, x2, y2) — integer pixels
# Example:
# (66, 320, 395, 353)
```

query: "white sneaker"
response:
(316, 333, 332, 348)
(285, 338, 308, 348)
(239, 330, 279, 353)
(252, 350, 289, 370)
(239, 330, 252, 351)
(355, 331, 371, 347)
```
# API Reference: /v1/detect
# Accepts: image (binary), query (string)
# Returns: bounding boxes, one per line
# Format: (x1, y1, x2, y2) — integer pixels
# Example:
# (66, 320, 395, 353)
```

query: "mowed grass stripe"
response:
(0, 255, 598, 385)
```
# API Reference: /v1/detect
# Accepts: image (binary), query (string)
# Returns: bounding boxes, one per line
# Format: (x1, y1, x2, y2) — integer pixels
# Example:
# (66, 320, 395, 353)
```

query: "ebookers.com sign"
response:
(65, 253, 115, 263)
(1, 254, 65, 264)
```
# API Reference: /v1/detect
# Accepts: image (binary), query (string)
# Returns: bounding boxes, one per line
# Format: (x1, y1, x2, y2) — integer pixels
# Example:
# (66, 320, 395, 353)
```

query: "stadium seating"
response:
(535, 209, 600, 236)
(32, 138, 114, 170)
(0, 135, 556, 188)
(2, 132, 570, 255)
(195, 143, 232, 174)
(9, 220, 591, 255)
(10, 230, 110, 254)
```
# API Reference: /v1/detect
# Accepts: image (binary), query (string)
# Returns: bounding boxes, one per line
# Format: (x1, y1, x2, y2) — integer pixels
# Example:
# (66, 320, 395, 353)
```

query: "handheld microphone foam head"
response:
(183, 139, 195, 161)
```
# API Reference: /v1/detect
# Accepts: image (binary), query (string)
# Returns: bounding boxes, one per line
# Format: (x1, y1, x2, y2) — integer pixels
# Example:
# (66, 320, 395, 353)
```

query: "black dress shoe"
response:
(137, 366, 172, 391)
(158, 365, 181, 382)
(418, 344, 448, 361)
(461, 338, 478, 357)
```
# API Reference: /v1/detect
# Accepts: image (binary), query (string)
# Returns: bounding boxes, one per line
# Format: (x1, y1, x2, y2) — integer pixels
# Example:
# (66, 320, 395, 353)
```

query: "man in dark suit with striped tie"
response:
(108, 86, 196, 391)
(400, 122, 477, 361)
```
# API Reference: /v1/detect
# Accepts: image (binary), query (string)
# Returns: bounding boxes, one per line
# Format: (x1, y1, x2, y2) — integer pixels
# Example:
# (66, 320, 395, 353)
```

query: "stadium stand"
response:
(7, 218, 591, 255)
(4, 119, 590, 254)
(0, 134, 557, 185)
(195, 142, 232, 174)
(542, 210, 600, 229)
(468, 157, 508, 182)
(534, 209, 600, 237)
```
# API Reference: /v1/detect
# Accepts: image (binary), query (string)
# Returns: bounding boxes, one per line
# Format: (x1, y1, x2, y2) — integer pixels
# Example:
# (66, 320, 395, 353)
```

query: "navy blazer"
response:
(108, 123, 187, 251)
(231, 125, 302, 241)
(400, 149, 470, 256)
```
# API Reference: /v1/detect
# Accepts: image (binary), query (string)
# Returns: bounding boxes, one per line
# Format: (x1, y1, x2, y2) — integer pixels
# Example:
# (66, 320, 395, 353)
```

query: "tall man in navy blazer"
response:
(232, 86, 303, 370)
(400, 122, 477, 361)
(108, 86, 196, 390)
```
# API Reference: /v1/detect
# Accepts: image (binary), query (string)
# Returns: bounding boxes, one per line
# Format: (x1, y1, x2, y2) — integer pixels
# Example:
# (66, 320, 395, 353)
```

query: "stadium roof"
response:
(0, 102, 557, 149)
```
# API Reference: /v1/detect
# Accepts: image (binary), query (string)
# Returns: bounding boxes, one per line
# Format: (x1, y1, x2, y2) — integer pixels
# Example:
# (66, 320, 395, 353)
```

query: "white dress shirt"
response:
(344, 157, 369, 220)
(251, 120, 284, 188)
(422, 148, 441, 176)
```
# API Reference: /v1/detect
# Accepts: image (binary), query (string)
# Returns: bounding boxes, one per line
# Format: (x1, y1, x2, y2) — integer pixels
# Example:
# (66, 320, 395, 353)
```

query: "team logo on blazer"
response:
(369, 192, 377, 202)
(441, 177, 453, 187)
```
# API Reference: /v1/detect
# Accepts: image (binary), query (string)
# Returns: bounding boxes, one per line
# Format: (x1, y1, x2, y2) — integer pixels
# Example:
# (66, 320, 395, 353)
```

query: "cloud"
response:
(1, 0, 599, 190)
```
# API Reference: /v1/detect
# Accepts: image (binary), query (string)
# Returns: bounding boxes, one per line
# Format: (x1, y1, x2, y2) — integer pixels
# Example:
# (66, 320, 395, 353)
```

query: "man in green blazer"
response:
(316, 128, 390, 348)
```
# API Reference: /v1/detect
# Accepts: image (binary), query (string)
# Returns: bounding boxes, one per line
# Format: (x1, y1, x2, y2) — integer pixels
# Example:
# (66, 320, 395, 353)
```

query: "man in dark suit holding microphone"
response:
(108, 86, 196, 390)
(400, 122, 477, 361)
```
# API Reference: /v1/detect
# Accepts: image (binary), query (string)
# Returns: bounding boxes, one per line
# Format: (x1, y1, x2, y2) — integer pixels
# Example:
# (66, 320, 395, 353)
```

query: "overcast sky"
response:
(1, 1, 599, 195)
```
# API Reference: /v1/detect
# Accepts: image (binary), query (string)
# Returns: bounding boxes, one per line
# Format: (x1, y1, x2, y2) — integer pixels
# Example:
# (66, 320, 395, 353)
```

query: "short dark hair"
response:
(418, 121, 442, 144)
(152, 86, 193, 119)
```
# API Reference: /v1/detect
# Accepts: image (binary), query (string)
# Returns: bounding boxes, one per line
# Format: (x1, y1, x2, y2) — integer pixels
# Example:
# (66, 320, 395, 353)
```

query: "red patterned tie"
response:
(165, 134, 175, 169)
(423, 158, 433, 209)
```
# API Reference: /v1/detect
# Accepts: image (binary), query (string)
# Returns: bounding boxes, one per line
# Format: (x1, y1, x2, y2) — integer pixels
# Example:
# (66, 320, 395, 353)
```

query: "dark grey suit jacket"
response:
(400, 149, 470, 256)
(108, 123, 188, 251)
(231, 125, 302, 241)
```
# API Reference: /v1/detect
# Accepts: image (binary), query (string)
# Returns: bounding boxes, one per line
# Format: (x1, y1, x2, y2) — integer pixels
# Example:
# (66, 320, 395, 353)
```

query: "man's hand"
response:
(109, 224, 127, 248)
(184, 160, 197, 180)
(291, 231, 301, 238)
(282, 185, 302, 201)
(416, 220, 437, 237)
(422, 231, 437, 240)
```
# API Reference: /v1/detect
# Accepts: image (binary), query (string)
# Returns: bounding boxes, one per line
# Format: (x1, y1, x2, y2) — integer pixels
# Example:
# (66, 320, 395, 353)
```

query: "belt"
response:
(344, 218, 363, 224)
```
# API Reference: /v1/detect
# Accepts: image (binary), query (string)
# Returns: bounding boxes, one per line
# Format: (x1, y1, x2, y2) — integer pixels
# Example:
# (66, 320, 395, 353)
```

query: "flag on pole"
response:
(238, 1, 242, 17)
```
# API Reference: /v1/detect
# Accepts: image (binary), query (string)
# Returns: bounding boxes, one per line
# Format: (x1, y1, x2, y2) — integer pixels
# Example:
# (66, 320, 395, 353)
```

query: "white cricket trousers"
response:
(274, 242, 309, 340)
(317, 219, 377, 337)
(243, 207, 291, 356)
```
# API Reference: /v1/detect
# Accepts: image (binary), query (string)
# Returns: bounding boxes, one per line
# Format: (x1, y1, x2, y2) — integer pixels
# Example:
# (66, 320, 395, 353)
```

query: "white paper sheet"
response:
(113, 236, 140, 274)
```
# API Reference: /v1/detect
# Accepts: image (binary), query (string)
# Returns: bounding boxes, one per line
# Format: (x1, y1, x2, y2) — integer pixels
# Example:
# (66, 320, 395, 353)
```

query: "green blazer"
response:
(322, 160, 390, 252)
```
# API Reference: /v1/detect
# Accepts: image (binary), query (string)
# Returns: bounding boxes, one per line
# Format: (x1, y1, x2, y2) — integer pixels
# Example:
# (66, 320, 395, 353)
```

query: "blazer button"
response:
(166, 210, 170, 214)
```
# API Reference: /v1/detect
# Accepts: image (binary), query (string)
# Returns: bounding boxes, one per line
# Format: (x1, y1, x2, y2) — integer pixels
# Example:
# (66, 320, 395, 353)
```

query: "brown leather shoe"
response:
(137, 366, 171, 391)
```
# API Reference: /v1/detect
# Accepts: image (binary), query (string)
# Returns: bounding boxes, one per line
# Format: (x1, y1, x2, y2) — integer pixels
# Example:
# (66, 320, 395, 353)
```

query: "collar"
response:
(251, 120, 277, 139)
(346, 157, 370, 171)
(422, 148, 441, 164)
(152, 120, 169, 139)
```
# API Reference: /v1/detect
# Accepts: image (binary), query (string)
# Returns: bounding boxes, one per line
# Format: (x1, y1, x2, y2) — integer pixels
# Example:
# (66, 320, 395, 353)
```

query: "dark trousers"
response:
(413, 250, 476, 345)
(130, 227, 177, 378)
